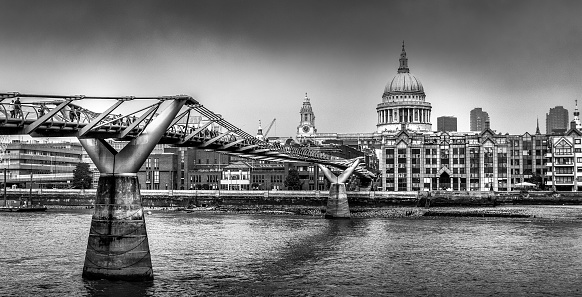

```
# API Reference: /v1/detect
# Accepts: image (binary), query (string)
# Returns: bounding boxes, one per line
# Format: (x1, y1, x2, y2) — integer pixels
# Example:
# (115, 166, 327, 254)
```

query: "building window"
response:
(154, 171, 160, 183)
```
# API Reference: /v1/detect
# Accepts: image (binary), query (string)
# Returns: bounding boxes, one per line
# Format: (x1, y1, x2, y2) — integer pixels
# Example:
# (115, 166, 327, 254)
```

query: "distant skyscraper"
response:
(470, 108, 490, 131)
(546, 106, 568, 134)
(437, 116, 457, 132)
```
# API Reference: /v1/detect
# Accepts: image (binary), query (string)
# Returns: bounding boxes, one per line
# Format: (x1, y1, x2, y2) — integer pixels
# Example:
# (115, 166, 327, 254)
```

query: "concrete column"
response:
(326, 183, 350, 219)
(83, 174, 152, 281)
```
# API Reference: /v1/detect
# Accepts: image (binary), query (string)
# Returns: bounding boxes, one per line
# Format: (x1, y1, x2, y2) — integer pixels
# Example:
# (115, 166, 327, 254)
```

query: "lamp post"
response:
(3, 167, 6, 207)
(28, 162, 32, 207)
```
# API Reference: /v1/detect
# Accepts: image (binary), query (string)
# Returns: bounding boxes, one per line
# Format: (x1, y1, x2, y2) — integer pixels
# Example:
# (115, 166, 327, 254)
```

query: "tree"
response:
(251, 182, 261, 190)
(526, 174, 544, 190)
(72, 162, 92, 189)
(284, 168, 303, 190)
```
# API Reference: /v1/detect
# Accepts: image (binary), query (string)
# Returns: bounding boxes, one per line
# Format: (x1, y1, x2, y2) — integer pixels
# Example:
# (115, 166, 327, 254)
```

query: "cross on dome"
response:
(398, 40, 409, 73)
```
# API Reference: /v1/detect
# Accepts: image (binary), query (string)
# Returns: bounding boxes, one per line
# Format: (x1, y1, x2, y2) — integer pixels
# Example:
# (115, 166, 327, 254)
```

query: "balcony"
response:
(554, 172, 574, 176)
(555, 180, 574, 185)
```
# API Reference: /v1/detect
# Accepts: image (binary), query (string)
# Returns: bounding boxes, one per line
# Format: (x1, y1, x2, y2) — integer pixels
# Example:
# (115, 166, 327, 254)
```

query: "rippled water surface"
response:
(2, 207, 582, 296)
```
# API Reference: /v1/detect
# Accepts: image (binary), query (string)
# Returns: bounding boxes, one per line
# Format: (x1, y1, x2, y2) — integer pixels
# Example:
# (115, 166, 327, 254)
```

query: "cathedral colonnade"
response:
(377, 107, 431, 124)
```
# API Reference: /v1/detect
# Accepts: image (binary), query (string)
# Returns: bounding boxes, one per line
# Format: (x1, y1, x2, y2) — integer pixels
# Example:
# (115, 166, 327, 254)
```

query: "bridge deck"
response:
(0, 92, 375, 179)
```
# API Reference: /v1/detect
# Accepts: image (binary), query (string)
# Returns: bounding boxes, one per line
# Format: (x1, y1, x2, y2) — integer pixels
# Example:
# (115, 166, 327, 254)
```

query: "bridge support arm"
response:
(116, 99, 187, 173)
(317, 158, 361, 219)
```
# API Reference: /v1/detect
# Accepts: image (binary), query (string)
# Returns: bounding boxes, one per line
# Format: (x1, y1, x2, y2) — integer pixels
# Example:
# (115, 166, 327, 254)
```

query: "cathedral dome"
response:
(382, 41, 425, 96)
(385, 72, 424, 94)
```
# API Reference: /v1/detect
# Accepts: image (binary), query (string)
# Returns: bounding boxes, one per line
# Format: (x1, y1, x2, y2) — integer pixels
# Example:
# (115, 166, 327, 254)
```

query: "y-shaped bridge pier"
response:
(0, 92, 375, 281)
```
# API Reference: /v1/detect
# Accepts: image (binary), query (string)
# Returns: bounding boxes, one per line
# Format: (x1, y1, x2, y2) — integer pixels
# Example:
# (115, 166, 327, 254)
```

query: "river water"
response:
(1, 206, 582, 296)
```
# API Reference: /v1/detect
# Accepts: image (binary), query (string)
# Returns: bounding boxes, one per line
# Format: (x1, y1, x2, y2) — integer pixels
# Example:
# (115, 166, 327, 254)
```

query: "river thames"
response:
(1, 206, 582, 296)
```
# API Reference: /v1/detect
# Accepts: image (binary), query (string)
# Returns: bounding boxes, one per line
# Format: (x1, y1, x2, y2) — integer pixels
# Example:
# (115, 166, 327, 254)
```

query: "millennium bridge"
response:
(0, 92, 374, 281)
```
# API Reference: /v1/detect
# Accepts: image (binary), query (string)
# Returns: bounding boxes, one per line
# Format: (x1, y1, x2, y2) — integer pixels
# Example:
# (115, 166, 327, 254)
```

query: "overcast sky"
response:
(1, 0, 581, 137)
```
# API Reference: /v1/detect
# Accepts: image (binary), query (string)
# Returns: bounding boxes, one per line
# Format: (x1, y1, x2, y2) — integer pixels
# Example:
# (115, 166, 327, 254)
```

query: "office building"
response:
(437, 116, 457, 132)
(470, 108, 489, 132)
(0, 137, 85, 189)
(546, 106, 569, 134)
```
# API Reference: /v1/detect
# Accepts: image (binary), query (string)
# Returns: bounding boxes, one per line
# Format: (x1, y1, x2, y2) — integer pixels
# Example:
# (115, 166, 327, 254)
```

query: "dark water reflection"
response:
(1, 207, 582, 296)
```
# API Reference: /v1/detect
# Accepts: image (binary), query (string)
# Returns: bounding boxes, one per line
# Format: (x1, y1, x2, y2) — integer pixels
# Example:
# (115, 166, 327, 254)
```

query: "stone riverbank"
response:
(2, 189, 582, 219)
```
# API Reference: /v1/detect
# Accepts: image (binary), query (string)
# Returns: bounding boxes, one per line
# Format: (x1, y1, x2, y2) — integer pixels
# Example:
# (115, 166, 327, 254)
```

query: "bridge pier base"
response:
(82, 174, 153, 281)
(325, 183, 350, 219)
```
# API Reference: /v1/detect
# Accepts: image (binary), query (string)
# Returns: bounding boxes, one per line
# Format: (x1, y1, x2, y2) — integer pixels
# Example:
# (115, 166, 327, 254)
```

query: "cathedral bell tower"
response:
(297, 93, 317, 138)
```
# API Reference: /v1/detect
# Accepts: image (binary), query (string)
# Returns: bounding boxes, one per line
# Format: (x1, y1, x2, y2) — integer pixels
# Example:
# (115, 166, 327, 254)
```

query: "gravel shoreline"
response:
(143, 205, 582, 221)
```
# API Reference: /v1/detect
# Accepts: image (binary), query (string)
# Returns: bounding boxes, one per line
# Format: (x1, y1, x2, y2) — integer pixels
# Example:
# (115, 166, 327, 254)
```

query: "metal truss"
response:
(0, 92, 375, 179)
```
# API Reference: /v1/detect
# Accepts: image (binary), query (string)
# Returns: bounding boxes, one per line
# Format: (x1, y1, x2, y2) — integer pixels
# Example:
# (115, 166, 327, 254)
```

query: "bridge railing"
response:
(0, 92, 375, 179)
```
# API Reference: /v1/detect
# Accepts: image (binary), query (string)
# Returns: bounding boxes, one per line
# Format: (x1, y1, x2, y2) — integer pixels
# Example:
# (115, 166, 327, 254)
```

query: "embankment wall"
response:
(1, 189, 580, 208)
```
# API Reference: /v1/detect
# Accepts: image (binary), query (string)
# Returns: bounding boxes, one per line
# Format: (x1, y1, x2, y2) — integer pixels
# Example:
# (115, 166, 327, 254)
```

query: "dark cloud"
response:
(0, 0, 581, 134)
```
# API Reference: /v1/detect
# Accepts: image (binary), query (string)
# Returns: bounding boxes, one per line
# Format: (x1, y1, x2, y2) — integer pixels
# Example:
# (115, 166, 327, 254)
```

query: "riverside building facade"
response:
(296, 42, 582, 192)
(0, 137, 85, 189)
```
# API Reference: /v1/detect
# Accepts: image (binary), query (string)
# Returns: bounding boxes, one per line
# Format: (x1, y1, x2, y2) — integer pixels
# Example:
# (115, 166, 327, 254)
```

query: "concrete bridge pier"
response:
(83, 173, 152, 281)
(79, 99, 186, 281)
(318, 158, 361, 219)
